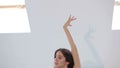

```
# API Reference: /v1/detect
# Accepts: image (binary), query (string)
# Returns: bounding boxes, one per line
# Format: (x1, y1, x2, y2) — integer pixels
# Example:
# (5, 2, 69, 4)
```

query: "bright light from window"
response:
(112, 0, 120, 30)
(0, 0, 31, 33)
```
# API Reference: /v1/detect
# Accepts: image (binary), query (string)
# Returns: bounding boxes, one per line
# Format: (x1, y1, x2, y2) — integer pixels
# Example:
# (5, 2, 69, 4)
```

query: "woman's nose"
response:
(54, 58, 58, 62)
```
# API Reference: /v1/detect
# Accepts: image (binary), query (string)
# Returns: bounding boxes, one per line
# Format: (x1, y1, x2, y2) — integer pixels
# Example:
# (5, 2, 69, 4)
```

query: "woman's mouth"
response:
(55, 62, 58, 65)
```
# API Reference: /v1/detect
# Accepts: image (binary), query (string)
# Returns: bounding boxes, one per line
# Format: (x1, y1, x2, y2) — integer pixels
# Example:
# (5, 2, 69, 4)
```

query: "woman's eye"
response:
(58, 57, 62, 59)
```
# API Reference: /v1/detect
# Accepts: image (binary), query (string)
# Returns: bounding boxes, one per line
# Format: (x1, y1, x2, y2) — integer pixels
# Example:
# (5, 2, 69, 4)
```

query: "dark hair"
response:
(54, 48, 74, 68)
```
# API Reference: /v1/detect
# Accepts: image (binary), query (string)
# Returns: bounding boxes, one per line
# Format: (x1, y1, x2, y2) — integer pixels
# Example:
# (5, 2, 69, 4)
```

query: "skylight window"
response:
(0, 0, 31, 33)
(112, 0, 120, 30)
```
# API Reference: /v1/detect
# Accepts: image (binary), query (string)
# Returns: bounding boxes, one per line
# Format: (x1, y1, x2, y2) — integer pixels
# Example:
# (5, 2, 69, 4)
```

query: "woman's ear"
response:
(66, 61, 70, 65)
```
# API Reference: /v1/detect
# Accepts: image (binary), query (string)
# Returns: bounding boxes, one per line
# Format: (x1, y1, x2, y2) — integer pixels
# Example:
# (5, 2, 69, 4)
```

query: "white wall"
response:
(0, 0, 120, 68)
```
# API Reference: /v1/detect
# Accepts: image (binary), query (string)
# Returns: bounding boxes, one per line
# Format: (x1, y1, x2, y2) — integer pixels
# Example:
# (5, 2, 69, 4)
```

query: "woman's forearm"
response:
(63, 26, 75, 46)
(63, 26, 81, 68)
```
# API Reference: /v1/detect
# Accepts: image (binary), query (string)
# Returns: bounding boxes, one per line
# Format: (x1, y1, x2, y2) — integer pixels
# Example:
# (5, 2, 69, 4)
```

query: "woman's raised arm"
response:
(63, 15, 81, 68)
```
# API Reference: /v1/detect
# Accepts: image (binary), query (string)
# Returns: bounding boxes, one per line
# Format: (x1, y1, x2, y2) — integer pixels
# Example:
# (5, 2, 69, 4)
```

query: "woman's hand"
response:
(63, 15, 77, 28)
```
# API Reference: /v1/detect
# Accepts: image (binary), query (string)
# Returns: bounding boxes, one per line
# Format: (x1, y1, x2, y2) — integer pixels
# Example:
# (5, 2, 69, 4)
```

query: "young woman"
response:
(54, 15, 81, 68)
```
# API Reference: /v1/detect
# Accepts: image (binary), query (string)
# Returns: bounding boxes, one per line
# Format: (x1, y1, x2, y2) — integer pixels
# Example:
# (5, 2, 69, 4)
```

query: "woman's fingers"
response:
(71, 16, 77, 21)
(64, 15, 77, 27)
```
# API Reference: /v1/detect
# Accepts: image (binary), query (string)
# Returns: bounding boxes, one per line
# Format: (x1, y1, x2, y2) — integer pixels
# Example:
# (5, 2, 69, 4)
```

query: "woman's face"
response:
(54, 51, 69, 68)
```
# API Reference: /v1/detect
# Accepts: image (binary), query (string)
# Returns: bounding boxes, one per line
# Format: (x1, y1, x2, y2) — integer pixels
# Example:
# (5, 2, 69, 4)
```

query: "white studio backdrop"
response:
(0, 0, 120, 68)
